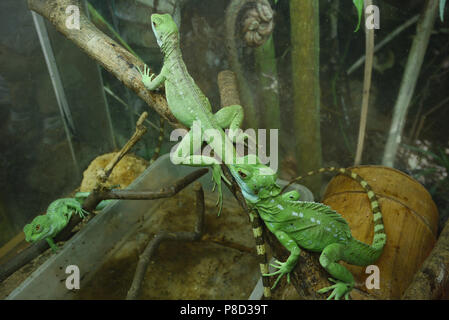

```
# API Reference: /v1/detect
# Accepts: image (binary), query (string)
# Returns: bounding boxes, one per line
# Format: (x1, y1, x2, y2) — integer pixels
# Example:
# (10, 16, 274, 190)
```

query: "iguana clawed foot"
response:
(137, 64, 155, 88)
(317, 278, 353, 300)
(264, 259, 293, 290)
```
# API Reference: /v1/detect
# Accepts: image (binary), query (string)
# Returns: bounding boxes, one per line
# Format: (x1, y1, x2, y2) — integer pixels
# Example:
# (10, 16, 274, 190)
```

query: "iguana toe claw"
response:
(264, 259, 292, 290)
(317, 279, 353, 300)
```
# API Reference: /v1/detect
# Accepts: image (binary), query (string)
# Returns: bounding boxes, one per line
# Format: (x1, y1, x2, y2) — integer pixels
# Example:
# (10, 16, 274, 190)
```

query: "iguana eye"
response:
(153, 21, 157, 27)
(238, 171, 247, 178)
(35, 224, 40, 231)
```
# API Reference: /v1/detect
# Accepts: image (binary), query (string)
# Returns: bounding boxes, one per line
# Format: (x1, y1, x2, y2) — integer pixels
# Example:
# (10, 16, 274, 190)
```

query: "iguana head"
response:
(150, 13, 179, 48)
(229, 156, 281, 203)
(23, 215, 54, 243)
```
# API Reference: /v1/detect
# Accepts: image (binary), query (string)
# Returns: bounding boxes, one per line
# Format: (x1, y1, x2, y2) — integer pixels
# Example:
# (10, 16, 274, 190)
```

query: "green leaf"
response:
(441, 0, 447, 22)
(353, 0, 364, 32)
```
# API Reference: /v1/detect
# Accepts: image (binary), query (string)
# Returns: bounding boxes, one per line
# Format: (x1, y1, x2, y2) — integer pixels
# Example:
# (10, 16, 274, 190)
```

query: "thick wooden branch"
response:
(27, 0, 180, 128)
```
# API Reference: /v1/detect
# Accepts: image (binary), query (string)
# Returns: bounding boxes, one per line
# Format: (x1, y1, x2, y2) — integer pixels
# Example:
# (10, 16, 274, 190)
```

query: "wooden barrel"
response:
(322, 166, 439, 299)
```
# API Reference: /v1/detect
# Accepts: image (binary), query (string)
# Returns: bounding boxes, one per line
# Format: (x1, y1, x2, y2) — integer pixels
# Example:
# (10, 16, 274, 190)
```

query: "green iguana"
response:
(23, 193, 111, 252)
(138, 13, 248, 216)
(229, 157, 387, 300)
(138, 13, 272, 298)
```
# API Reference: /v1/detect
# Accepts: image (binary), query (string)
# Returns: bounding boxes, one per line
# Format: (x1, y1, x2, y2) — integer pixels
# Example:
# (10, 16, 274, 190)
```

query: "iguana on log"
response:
(229, 158, 387, 300)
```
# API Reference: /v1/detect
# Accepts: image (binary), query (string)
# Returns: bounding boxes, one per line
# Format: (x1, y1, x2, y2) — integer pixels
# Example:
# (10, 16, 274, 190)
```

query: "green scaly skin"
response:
(23, 193, 111, 252)
(229, 157, 387, 300)
(138, 13, 247, 216)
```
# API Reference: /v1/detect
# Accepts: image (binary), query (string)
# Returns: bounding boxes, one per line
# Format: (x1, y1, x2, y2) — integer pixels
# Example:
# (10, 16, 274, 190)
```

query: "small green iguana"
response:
(138, 13, 248, 216)
(138, 13, 272, 298)
(229, 157, 387, 300)
(23, 193, 111, 252)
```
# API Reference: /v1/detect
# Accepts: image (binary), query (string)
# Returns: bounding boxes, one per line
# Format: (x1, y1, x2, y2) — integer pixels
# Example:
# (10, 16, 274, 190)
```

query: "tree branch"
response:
(27, 0, 180, 128)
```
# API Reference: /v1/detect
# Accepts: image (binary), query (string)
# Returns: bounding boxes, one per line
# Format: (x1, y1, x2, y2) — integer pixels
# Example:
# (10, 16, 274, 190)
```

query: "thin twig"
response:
(354, 0, 374, 166)
(98, 112, 148, 183)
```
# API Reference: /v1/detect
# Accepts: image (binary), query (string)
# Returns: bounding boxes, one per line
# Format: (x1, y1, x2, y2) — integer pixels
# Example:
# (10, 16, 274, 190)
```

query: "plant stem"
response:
(290, 0, 322, 193)
(382, 0, 439, 167)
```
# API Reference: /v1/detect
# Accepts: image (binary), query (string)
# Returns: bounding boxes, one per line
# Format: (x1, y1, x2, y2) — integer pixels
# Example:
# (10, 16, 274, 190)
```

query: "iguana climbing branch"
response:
(23, 194, 112, 252)
(230, 159, 387, 299)
(138, 14, 247, 216)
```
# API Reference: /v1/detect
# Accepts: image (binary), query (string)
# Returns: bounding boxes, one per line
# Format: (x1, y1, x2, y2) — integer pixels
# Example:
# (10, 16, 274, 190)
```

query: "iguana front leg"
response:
(46, 237, 59, 252)
(214, 104, 244, 132)
(214, 105, 256, 145)
(264, 230, 301, 289)
(138, 64, 166, 90)
(317, 243, 355, 300)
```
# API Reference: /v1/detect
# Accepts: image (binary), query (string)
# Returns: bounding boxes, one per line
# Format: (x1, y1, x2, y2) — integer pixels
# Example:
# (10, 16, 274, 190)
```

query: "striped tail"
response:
(149, 118, 165, 165)
(283, 167, 386, 251)
(248, 209, 271, 299)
